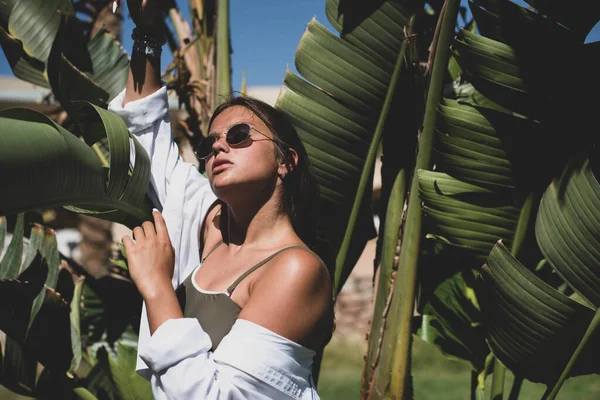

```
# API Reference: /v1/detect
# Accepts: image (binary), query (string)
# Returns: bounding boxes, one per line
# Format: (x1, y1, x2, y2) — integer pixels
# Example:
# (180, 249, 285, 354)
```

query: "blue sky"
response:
(1, 0, 599, 92)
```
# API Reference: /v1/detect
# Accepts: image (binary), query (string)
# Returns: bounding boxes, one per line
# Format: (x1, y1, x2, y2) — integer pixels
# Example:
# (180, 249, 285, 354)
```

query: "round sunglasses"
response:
(194, 123, 278, 161)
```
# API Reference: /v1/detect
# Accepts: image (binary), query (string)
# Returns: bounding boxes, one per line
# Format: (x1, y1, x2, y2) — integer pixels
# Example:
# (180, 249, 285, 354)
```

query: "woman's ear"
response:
(278, 148, 299, 179)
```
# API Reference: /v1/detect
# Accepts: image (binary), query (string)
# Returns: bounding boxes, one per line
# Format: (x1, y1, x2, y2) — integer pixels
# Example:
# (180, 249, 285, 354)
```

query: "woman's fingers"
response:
(122, 235, 134, 251)
(133, 226, 145, 241)
(142, 221, 156, 238)
(153, 210, 169, 241)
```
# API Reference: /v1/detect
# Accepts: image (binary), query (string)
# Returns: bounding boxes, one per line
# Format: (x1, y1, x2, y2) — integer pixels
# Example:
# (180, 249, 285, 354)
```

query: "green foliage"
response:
(277, 0, 418, 290)
(0, 104, 153, 228)
(108, 343, 153, 400)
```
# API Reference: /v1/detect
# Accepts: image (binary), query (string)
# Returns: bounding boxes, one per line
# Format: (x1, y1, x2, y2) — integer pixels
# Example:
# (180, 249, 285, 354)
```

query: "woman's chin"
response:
(210, 176, 239, 197)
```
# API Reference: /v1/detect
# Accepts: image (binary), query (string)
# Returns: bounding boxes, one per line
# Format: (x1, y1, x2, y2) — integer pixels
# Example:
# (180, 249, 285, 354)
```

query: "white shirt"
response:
(108, 86, 319, 400)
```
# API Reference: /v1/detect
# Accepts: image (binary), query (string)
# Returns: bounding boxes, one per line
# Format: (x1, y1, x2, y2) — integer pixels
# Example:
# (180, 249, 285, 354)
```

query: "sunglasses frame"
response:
(194, 123, 280, 162)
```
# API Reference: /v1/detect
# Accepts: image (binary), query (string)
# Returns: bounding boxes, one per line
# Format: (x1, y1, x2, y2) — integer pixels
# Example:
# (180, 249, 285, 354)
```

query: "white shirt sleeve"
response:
(107, 87, 319, 399)
(108, 85, 218, 376)
(139, 318, 319, 400)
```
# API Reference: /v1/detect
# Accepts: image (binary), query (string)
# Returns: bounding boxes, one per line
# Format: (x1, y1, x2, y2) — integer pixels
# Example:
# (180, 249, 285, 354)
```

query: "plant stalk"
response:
(361, 168, 406, 397)
(489, 358, 505, 400)
(543, 308, 600, 400)
(334, 20, 412, 294)
(471, 370, 485, 400)
(215, 0, 231, 104)
(369, 1, 460, 398)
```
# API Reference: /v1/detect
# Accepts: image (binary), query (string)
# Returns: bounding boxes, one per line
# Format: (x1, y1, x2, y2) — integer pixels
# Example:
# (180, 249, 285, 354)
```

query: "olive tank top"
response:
(175, 242, 307, 351)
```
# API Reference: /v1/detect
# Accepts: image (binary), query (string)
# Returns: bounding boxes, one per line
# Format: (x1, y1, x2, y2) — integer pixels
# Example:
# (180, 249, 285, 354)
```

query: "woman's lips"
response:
(212, 160, 233, 173)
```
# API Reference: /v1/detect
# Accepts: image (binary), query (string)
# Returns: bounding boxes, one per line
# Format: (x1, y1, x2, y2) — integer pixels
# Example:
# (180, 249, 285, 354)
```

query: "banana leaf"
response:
(108, 342, 153, 400)
(536, 158, 600, 308)
(276, 0, 414, 287)
(479, 155, 600, 390)
(332, 0, 420, 36)
(480, 241, 600, 384)
(1, 0, 128, 100)
(0, 215, 73, 373)
(417, 265, 489, 372)
(0, 26, 49, 88)
(86, 28, 129, 101)
(8, 0, 74, 63)
(0, 105, 152, 228)
(47, 14, 109, 113)
(419, 170, 520, 258)
(436, 97, 551, 191)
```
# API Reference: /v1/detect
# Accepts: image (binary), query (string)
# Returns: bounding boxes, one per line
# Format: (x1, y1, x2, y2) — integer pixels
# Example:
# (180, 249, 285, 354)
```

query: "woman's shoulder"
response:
(239, 245, 333, 349)
(265, 246, 329, 288)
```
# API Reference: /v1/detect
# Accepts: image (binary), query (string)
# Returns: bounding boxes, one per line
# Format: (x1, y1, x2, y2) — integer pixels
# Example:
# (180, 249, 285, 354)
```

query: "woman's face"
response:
(205, 106, 281, 199)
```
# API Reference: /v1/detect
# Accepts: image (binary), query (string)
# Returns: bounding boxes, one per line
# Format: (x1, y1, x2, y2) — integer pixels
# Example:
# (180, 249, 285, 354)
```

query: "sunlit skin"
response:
(123, 108, 333, 350)
(121, 0, 332, 352)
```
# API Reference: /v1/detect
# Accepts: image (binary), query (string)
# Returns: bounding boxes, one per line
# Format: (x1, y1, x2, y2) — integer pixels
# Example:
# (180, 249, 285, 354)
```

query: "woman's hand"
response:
(122, 210, 175, 300)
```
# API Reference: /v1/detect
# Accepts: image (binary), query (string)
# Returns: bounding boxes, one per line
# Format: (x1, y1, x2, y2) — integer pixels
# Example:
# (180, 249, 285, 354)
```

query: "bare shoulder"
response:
(266, 247, 330, 290)
(239, 247, 333, 349)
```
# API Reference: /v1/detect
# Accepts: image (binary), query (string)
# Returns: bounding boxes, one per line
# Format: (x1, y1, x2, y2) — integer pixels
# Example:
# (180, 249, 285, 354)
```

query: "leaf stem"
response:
(379, 1, 461, 398)
(362, 168, 406, 397)
(489, 358, 505, 400)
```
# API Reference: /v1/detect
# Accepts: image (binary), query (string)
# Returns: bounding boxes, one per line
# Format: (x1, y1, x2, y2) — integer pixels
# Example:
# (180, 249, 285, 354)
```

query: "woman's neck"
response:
(224, 190, 293, 249)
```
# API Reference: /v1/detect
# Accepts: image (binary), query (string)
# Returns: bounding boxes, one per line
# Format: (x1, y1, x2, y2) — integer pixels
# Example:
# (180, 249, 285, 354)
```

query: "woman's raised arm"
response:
(122, 0, 163, 106)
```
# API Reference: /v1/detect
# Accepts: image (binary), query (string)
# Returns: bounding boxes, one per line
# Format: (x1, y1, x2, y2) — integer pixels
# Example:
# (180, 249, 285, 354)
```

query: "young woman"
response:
(108, 1, 334, 399)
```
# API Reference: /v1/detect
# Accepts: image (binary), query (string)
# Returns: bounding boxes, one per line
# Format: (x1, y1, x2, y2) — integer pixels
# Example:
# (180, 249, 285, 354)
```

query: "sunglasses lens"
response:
(226, 124, 251, 145)
(196, 136, 216, 159)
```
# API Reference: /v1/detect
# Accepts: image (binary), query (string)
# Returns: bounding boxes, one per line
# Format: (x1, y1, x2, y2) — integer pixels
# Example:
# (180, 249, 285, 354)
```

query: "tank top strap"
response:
(201, 240, 224, 264)
(227, 245, 308, 295)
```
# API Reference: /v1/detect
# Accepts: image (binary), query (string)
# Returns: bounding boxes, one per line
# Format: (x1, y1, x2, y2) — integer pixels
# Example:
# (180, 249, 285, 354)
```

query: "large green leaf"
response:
(276, 0, 412, 285)
(327, 0, 421, 35)
(8, 0, 73, 63)
(2, 1, 128, 100)
(85, 346, 120, 400)
(27, 227, 62, 334)
(0, 213, 24, 280)
(108, 343, 153, 400)
(480, 241, 600, 384)
(0, 106, 152, 228)
(86, 29, 129, 100)
(436, 98, 546, 191)
(536, 158, 600, 308)
(47, 14, 109, 112)
(417, 265, 489, 372)
(451, 29, 539, 117)
(419, 170, 519, 258)
(0, 26, 49, 88)
(0, 222, 73, 373)
(21, 223, 44, 274)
